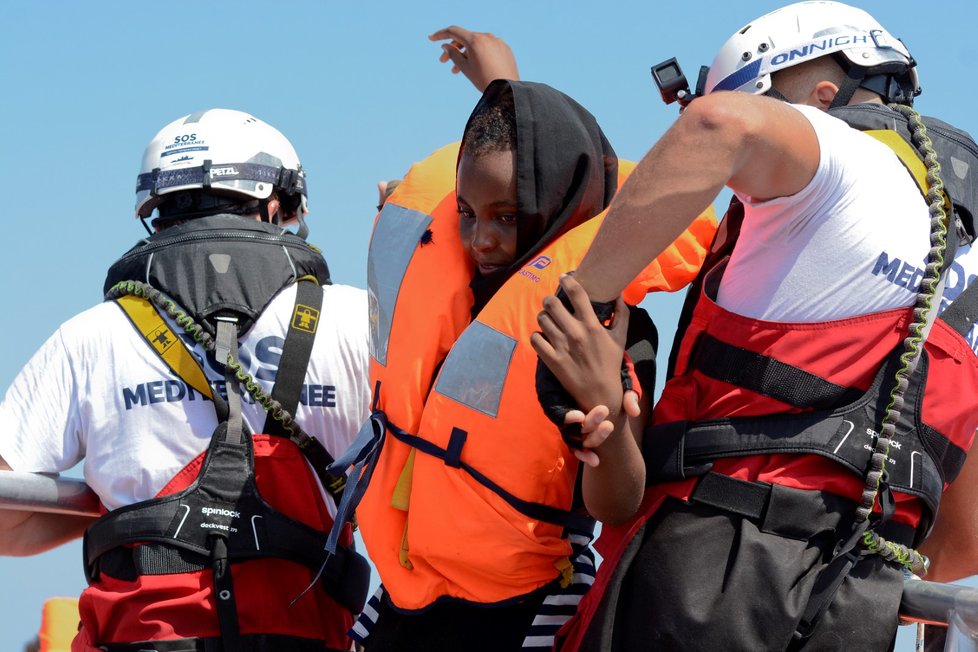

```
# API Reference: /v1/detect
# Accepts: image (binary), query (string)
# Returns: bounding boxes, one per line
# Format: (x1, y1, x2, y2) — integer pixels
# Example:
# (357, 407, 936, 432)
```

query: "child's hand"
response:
(563, 405, 616, 467)
(428, 26, 519, 93)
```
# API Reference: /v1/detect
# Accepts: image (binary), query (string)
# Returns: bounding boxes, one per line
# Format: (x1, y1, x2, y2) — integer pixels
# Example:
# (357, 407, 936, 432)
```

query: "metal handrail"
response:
(0, 471, 98, 516)
(903, 579, 978, 627)
(0, 471, 976, 631)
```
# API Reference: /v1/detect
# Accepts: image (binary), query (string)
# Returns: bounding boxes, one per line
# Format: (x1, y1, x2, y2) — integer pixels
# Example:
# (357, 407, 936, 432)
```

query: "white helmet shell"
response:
(135, 108, 306, 218)
(705, 1, 917, 98)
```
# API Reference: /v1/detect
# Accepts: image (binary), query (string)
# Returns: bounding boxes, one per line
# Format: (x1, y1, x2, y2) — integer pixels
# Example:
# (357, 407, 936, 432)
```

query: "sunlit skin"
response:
(457, 148, 518, 274)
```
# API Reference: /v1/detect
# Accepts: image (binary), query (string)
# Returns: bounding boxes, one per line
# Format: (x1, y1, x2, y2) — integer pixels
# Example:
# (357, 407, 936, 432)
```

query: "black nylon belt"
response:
(689, 472, 915, 547)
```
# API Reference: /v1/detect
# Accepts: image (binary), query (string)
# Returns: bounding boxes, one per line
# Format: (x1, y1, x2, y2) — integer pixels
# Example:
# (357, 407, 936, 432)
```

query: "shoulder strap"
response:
(115, 294, 213, 400)
(865, 129, 953, 216)
(666, 198, 745, 378)
(263, 279, 323, 436)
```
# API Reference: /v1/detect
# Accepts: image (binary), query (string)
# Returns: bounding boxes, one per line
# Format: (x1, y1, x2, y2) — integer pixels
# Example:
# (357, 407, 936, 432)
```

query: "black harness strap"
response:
(666, 200, 744, 378)
(263, 280, 322, 437)
(212, 318, 244, 652)
(692, 334, 864, 410)
(939, 277, 978, 338)
(257, 282, 346, 503)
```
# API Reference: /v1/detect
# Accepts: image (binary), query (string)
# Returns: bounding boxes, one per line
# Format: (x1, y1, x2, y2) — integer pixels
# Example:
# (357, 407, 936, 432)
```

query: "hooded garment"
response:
(460, 79, 618, 314)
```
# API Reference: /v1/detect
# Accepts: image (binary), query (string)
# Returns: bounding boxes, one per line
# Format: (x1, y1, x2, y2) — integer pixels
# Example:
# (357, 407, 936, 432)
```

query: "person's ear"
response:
(810, 80, 840, 110)
(267, 196, 283, 222)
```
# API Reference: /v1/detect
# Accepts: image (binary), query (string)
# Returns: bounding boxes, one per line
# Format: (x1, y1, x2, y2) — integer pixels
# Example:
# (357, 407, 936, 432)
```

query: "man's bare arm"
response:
(920, 451, 978, 581)
(0, 454, 93, 556)
(575, 92, 821, 301)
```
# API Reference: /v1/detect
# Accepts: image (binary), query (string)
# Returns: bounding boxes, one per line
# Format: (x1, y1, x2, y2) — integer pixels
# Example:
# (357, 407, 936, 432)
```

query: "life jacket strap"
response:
(691, 333, 863, 410)
(263, 280, 323, 436)
(115, 294, 214, 400)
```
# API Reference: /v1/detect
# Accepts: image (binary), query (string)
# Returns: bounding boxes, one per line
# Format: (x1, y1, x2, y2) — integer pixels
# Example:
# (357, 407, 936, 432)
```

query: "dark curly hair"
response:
(461, 88, 516, 156)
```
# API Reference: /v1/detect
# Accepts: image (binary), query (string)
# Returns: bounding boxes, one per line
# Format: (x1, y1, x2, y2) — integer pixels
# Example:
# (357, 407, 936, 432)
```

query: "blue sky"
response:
(2, 0, 977, 648)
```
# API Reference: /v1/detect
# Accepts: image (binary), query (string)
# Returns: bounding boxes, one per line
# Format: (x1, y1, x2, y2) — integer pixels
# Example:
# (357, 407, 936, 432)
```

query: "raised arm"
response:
(575, 92, 821, 302)
(428, 25, 519, 92)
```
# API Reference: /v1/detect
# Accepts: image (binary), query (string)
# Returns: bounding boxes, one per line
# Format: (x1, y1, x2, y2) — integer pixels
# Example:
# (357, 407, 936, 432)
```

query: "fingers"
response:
(558, 274, 598, 322)
(442, 44, 468, 70)
(536, 305, 569, 352)
(574, 448, 601, 468)
(622, 390, 641, 418)
(429, 25, 474, 46)
(581, 404, 611, 431)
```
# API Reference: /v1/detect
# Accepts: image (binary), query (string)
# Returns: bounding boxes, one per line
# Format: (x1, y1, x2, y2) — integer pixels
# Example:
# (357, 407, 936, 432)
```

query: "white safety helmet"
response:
(705, 1, 919, 106)
(135, 108, 307, 220)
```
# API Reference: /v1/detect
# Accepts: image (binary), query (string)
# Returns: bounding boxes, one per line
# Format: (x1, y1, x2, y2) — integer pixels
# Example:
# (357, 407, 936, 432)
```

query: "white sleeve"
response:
(0, 327, 84, 472)
(735, 103, 856, 229)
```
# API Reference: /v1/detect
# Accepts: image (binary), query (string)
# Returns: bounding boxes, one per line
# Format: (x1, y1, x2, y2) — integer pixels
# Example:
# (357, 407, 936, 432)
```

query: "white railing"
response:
(0, 470, 98, 516)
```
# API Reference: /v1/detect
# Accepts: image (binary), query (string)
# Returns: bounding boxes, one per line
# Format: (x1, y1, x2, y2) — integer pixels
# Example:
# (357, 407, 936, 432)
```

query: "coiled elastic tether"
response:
(856, 104, 950, 575)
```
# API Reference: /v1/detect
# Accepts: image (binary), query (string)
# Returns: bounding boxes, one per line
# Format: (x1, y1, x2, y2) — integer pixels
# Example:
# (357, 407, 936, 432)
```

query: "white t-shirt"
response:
(0, 283, 372, 513)
(719, 103, 978, 352)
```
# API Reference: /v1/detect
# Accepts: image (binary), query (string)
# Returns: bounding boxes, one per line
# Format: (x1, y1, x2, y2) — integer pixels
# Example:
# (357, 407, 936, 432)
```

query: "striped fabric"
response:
(522, 532, 596, 651)
(350, 532, 596, 650)
(349, 586, 382, 645)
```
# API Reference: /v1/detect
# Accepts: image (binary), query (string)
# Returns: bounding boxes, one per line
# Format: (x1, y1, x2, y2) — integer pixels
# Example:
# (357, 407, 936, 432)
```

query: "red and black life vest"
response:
(74, 216, 368, 652)
(553, 105, 978, 651)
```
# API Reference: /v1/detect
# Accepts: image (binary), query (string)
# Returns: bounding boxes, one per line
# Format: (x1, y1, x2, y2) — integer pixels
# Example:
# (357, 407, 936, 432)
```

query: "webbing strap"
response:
(666, 199, 745, 378)
(263, 281, 323, 436)
(210, 536, 243, 652)
(939, 279, 978, 338)
(865, 130, 952, 214)
(115, 295, 213, 400)
(215, 319, 243, 445)
(691, 334, 863, 410)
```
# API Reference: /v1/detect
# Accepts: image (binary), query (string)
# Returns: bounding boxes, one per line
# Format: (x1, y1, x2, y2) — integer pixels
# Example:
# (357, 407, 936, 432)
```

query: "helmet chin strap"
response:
(259, 198, 273, 224)
(258, 196, 309, 240)
(829, 67, 866, 109)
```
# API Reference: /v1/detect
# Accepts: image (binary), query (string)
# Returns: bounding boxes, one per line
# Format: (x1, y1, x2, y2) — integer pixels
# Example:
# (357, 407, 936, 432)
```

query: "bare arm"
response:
(575, 92, 821, 301)
(429, 26, 519, 92)
(531, 276, 646, 524)
(919, 452, 978, 581)
(0, 455, 92, 556)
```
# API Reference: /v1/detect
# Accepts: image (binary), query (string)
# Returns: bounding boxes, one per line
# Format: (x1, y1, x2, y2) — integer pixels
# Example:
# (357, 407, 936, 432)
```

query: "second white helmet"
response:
(705, 1, 919, 105)
(135, 108, 307, 219)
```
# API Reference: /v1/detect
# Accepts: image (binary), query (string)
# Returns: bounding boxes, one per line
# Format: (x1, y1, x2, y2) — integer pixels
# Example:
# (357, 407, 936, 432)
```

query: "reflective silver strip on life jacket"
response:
(367, 204, 433, 366)
(433, 321, 517, 418)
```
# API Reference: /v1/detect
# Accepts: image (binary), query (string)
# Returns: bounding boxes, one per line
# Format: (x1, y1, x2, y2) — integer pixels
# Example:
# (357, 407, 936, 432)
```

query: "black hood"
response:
(461, 79, 618, 312)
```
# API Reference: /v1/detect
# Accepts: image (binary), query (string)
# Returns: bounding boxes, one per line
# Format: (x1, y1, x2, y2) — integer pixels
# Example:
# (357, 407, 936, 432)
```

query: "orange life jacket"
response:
(357, 142, 717, 610)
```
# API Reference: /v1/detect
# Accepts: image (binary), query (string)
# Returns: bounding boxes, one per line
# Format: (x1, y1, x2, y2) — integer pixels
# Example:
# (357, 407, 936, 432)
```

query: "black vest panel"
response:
(104, 214, 331, 333)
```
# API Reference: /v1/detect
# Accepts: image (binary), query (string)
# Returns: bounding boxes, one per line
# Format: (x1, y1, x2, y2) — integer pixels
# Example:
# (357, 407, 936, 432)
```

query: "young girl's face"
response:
(456, 148, 518, 276)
